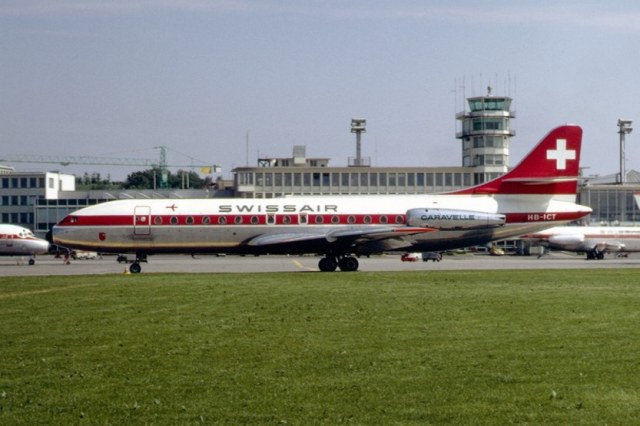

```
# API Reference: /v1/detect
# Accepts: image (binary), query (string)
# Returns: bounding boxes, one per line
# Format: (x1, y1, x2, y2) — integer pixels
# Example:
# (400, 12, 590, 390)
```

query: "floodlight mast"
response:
(350, 118, 366, 166)
(618, 118, 633, 184)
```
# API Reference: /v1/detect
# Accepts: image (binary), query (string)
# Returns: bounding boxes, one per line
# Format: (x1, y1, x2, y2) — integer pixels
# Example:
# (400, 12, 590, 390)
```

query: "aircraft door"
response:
(134, 206, 151, 235)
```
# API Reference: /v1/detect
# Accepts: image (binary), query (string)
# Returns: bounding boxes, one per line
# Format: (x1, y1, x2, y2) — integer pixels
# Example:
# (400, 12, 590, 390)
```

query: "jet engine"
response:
(406, 208, 505, 230)
(548, 234, 585, 246)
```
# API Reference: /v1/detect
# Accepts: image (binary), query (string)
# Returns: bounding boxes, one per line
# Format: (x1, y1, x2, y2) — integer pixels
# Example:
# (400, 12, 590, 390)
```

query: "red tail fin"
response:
(454, 125, 582, 195)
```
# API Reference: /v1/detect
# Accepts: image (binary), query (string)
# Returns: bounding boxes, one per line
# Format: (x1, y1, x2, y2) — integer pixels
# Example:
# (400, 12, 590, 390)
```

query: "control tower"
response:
(456, 87, 515, 185)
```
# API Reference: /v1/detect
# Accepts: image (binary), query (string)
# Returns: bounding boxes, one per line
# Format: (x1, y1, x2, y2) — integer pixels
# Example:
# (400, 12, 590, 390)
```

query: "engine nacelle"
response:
(548, 234, 585, 246)
(406, 208, 505, 230)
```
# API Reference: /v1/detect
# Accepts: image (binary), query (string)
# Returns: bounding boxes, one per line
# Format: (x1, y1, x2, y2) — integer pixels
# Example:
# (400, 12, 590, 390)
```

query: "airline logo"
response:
(547, 138, 576, 170)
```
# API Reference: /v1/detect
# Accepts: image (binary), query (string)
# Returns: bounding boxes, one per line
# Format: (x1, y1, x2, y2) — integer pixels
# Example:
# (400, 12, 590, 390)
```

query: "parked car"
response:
(489, 246, 505, 256)
(401, 252, 421, 262)
(71, 250, 98, 260)
(422, 252, 442, 262)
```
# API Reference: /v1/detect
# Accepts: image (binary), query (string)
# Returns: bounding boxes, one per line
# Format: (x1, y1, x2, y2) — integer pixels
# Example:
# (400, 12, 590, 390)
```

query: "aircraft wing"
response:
(246, 226, 437, 247)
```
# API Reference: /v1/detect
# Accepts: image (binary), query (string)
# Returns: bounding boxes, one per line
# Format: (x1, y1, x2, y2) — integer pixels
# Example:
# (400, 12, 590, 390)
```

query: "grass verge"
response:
(1, 270, 639, 424)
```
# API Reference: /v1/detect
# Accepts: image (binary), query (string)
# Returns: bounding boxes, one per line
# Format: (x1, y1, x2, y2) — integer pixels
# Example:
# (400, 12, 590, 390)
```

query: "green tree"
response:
(123, 168, 210, 189)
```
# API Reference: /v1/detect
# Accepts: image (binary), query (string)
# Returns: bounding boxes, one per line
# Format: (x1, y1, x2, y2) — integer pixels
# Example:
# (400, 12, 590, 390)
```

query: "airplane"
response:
(51, 124, 591, 273)
(0, 224, 50, 264)
(521, 226, 640, 259)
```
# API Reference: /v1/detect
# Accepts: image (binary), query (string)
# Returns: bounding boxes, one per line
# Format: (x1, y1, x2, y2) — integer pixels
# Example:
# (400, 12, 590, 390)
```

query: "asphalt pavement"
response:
(1, 252, 640, 276)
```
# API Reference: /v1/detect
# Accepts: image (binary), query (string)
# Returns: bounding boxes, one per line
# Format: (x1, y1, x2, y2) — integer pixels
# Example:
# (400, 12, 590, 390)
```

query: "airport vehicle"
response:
(51, 125, 591, 273)
(489, 246, 506, 256)
(401, 252, 421, 262)
(70, 250, 98, 260)
(0, 224, 50, 264)
(521, 226, 640, 259)
(422, 252, 442, 262)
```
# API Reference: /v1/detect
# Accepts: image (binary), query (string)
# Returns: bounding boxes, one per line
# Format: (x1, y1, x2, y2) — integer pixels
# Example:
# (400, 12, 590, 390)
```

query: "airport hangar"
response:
(1, 93, 639, 243)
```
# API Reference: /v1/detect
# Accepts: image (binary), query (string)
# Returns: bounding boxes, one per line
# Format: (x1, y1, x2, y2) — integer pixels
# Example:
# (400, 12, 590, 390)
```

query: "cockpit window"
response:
(64, 216, 78, 224)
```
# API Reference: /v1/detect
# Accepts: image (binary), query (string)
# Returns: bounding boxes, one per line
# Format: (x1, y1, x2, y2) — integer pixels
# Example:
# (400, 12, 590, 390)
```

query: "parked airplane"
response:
(522, 226, 640, 259)
(0, 224, 50, 264)
(51, 125, 591, 273)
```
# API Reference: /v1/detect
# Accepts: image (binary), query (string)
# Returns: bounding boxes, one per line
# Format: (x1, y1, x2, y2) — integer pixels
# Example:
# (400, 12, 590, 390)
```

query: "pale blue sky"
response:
(2, 1, 639, 180)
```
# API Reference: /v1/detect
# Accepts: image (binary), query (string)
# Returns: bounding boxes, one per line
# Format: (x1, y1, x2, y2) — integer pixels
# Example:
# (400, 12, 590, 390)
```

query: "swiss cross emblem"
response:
(546, 139, 576, 170)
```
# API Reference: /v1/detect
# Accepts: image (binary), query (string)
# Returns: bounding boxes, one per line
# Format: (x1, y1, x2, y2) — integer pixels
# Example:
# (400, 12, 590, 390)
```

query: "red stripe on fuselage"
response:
(58, 211, 585, 228)
(504, 212, 586, 223)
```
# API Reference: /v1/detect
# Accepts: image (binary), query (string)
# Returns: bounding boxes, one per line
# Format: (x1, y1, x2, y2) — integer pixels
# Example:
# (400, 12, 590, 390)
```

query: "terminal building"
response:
(2, 91, 640, 239)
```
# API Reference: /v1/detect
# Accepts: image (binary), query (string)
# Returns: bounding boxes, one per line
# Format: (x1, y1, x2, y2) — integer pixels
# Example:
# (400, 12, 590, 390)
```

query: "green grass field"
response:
(1, 270, 640, 424)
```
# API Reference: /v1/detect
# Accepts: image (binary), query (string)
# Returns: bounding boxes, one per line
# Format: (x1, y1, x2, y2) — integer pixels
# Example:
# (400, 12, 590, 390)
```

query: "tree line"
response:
(75, 168, 214, 190)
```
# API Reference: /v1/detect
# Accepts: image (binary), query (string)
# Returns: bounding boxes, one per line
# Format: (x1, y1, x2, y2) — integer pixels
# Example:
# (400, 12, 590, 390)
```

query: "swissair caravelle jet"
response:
(522, 226, 640, 259)
(0, 224, 50, 264)
(52, 125, 591, 273)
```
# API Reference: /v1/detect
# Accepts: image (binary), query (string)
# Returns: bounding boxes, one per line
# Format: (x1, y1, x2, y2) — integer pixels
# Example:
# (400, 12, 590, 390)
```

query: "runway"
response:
(2, 252, 640, 276)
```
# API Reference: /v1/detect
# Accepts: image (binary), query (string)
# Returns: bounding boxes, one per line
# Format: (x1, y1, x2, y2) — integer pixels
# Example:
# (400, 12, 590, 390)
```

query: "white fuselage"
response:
(523, 226, 640, 253)
(0, 224, 50, 256)
(52, 194, 591, 255)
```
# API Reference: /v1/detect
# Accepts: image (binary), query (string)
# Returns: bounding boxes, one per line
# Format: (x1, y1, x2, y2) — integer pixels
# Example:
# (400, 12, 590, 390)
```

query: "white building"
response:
(0, 170, 75, 235)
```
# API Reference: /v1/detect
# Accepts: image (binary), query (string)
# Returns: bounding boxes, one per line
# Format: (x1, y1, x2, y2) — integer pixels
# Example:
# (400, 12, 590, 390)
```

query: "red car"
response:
(401, 252, 421, 262)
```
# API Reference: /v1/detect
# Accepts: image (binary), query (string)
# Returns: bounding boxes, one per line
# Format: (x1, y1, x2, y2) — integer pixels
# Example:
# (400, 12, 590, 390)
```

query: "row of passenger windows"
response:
(143, 214, 406, 226)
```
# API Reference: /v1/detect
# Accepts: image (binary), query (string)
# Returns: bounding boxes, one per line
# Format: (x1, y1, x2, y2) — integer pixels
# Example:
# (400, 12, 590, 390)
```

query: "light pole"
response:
(351, 118, 366, 166)
(618, 119, 633, 184)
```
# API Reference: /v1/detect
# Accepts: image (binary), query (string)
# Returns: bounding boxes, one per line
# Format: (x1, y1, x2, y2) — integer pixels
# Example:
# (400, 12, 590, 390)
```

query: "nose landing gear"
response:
(128, 252, 148, 273)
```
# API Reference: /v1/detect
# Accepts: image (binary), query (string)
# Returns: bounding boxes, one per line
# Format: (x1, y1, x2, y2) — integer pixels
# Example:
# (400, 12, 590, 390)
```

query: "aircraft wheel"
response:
(28, 258, 35, 265)
(338, 256, 359, 272)
(129, 262, 142, 274)
(319, 257, 338, 272)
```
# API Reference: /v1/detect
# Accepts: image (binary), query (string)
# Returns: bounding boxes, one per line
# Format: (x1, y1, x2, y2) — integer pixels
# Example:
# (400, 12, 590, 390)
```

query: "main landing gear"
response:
(318, 255, 359, 272)
(586, 249, 605, 260)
